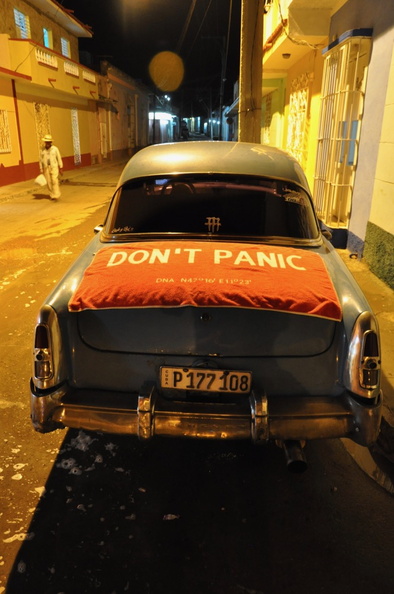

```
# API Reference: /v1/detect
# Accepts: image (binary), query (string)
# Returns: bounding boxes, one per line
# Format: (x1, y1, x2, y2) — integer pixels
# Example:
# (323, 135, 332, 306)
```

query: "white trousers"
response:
(43, 167, 61, 199)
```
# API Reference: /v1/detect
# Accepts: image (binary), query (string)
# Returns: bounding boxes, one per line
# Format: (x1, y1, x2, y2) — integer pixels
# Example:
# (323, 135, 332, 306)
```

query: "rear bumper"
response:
(30, 381, 383, 446)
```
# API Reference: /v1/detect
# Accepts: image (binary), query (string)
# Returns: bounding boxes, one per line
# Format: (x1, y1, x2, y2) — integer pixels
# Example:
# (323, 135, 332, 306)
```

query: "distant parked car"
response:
(31, 141, 382, 470)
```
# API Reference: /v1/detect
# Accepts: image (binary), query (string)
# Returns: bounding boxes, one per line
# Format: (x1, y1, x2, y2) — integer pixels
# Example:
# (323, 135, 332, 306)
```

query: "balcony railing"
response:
(35, 48, 58, 69)
(64, 61, 79, 77)
(82, 70, 96, 84)
(7, 38, 98, 98)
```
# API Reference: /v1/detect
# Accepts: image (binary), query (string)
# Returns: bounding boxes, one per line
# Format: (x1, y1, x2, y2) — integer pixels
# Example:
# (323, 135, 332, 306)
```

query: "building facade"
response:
(261, 0, 394, 289)
(98, 61, 150, 162)
(0, 0, 150, 186)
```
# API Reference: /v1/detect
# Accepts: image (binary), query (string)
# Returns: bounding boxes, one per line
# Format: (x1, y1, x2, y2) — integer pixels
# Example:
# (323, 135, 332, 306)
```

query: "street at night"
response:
(1, 163, 394, 594)
(2, 0, 394, 591)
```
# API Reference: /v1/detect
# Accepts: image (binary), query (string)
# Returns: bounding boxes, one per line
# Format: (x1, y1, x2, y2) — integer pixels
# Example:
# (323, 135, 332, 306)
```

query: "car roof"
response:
(117, 141, 311, 193)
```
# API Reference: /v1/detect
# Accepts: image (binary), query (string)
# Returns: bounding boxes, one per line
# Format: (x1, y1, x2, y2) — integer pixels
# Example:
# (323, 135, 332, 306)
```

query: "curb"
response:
(342, 438, 394, 494)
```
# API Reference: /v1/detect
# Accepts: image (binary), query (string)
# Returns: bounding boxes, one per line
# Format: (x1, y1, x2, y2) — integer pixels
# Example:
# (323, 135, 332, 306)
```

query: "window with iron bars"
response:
(14, 8, 31, 39)
(0, 110, 12, 153)
(287, 73, 311, 169)
(313, 33, 372, 229)
(61, 37, 71, 58)
(71, 109, 81, 165)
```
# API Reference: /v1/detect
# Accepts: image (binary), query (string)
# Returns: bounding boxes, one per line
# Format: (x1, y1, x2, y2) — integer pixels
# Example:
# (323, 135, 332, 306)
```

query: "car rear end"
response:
(30, 142, 382, 452)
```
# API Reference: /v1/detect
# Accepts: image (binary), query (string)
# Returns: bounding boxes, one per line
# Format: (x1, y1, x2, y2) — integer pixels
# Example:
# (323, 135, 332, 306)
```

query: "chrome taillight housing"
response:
(32, 305, 65, 390)
(34, 324, 53, 380)
(344, 311, 381, 398)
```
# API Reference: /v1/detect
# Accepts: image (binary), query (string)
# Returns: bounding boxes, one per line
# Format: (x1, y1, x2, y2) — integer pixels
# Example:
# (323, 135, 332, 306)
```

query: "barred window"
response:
(313, 33, 372, 229)
(287, 74, 310, 168)
(0, 110, 12, 154)
(262, 93, 272, 145)
(71, 109, 81, 165)
(60, 37, 71, 58)
(34, 102, 51, 154)
(14, 8, 31, 39)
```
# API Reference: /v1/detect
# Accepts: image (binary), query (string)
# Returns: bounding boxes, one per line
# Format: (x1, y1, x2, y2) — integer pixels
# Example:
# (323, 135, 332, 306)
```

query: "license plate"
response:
(160, 367, 252, 394)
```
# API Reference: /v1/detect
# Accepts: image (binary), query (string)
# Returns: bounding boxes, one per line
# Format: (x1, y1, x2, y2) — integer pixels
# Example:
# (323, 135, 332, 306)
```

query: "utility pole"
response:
(238, 0, 264, 142)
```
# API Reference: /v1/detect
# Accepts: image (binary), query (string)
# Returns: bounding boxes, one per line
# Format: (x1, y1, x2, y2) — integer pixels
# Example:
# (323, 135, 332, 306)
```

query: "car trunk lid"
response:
(70, 240, 341, 357)
(77, 306, 336, 357)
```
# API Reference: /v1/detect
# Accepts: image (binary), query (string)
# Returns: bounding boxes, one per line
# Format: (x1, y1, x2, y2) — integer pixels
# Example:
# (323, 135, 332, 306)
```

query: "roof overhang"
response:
(31, 0, 92, 38)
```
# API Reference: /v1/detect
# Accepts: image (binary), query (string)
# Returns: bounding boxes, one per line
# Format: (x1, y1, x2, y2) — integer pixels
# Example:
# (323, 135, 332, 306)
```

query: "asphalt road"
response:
(1, 163, 394, 594)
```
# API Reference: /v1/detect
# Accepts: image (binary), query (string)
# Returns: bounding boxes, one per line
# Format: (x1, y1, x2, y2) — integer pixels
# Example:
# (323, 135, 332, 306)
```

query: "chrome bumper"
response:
(30, 382, 382, 446)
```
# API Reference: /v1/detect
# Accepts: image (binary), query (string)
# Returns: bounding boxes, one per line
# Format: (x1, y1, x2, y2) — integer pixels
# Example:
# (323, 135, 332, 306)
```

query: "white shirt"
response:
(40, 145, 63, 173)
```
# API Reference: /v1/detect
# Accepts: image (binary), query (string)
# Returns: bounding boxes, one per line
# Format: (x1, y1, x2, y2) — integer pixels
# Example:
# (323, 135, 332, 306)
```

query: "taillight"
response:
(344, 311, 381, 397)
(360, 330, 380, 389)
(32, 305, 65, 390)
(33, 325, 53, 380)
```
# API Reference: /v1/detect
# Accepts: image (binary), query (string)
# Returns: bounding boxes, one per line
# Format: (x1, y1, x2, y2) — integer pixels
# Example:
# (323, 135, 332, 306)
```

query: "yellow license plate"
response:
(160, 367, 252, 394)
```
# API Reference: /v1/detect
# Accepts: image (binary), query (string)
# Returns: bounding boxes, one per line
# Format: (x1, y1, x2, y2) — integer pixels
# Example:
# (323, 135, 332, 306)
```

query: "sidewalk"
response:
(0, 158, 126, 204)
(338, 250, 394, 492)
(1, 163, 393, 489)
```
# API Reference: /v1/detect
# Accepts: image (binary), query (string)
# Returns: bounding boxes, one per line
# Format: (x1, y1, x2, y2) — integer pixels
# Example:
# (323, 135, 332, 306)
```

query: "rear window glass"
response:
(105, 175, 319, 241)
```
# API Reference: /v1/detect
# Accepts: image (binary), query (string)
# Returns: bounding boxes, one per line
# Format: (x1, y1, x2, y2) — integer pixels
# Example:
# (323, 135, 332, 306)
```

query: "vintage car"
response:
(31, 141, 382, 470)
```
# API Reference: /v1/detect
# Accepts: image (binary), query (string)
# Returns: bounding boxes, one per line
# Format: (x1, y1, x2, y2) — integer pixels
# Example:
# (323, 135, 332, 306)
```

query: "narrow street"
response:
(1, 162, 394, 594)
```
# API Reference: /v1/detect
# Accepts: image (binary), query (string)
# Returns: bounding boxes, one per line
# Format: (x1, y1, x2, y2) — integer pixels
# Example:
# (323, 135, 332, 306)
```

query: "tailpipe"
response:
(282, 440, 307, 473)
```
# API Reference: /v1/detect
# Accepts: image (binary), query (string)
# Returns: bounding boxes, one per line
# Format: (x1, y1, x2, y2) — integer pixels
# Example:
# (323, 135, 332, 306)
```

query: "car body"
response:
(31, 141, 382, 465)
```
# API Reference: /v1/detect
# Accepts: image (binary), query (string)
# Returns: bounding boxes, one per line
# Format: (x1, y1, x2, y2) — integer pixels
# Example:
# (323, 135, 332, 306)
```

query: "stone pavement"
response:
(1, 160, 393, 490)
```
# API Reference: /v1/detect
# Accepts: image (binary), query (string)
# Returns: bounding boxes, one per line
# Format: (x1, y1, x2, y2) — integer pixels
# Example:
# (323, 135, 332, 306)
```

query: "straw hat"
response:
(42, 134, 53, 143)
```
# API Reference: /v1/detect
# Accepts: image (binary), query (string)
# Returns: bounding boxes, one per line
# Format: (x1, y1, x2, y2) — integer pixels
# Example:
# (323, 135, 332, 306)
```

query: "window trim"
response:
(14, 8, 31, 39)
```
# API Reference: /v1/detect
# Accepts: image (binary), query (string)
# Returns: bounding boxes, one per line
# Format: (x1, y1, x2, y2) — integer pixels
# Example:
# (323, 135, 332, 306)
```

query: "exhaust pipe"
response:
(282, 440, 307, 473)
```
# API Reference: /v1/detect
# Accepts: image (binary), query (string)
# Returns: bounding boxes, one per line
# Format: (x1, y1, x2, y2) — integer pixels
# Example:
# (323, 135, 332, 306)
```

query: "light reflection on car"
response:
(30, 142, 382, 471)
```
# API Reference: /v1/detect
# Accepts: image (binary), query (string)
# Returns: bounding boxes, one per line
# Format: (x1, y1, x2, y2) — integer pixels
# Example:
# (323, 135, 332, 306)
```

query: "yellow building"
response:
(0, 0, 98, 184)
(262, 0, 394, 288)
(0, 0, 150, 187)
(262, 0, 339, 190)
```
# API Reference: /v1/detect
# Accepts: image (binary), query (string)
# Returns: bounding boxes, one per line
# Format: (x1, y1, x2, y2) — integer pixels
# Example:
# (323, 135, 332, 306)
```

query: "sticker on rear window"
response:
(283, 190, 305, 205)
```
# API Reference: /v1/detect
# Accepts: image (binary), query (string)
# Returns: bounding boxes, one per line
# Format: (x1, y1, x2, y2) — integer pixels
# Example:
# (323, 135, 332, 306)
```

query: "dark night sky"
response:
(62, 0, 241, 115)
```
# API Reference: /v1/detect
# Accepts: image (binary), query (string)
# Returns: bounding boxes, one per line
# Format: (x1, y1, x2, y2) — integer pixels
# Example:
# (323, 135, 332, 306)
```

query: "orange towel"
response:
(68, 241, 342, 321)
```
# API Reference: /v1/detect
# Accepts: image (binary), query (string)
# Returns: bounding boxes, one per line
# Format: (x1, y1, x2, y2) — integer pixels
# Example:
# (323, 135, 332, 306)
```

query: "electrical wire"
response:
(223, 0, 233, 85)
(184, 0, 214, 62)
(176, 0, 198, 54)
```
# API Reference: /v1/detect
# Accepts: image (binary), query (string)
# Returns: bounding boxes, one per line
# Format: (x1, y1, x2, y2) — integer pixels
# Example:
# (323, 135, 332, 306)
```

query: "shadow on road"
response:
(5, 431, 280, 593)
(32, 193, 53, 201)
(5, 431, 394, 594)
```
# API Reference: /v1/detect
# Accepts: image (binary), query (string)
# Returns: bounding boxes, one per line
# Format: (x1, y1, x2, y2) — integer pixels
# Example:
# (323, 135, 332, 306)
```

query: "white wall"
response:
(350, 27, 394, 241)
(369, 40, 394, 236)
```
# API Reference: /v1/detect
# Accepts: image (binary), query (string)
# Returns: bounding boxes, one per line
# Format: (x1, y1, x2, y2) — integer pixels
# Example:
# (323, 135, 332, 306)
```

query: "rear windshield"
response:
(105, 175, 320, 242)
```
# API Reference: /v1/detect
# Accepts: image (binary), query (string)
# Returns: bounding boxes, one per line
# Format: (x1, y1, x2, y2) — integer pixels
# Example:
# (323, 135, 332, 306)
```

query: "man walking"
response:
(39, 134, 63, 199)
